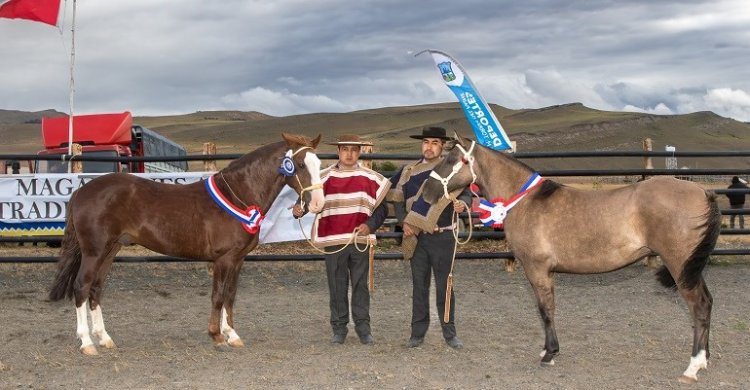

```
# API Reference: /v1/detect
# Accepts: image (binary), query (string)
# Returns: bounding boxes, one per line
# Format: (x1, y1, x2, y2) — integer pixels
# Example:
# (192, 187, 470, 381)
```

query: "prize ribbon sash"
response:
(205, 175, 264, 234)
(475, 173, 544, 228)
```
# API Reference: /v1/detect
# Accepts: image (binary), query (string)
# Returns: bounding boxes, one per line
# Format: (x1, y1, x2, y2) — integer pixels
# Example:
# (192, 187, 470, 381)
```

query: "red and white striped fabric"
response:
(312, 164, 390, 248)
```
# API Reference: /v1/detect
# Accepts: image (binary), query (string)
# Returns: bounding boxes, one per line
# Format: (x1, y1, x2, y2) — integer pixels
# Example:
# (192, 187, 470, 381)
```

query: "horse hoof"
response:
(99, 339, 117, 349)
(213, 342, 231, 352)
(539, 350, 556, 366)
(227, 338, 245, 348)
(678, 375, 698, 384)
(80, 345, 98, 356)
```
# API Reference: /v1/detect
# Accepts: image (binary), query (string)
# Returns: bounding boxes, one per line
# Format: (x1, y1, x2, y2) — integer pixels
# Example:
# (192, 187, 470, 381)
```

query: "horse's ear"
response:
(281, 132, 294, 147)
(281, 132, 321, 149)
(311, 134, 322, 149)
(454, 131, 470, 146)
(444, 131, 465, 150)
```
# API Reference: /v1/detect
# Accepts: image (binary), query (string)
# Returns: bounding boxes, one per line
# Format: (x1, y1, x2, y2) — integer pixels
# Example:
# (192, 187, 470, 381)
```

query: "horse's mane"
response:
(486, 149, 563, 198)
(223, 141, 286, 173)
(534, 180, 563, 199)
(494, 148, 536, 173)
(453, 136, 537, 174)
(222, 133, 313, 171)
(457, 138, 563, 198)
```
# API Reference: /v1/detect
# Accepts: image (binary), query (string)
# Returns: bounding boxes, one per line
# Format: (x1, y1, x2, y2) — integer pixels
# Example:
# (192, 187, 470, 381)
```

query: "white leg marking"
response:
(76, 299, 96, 354)
(682, 350, 708, 381)
(90, 304, 115, 348)
(539, 348, 555, 365)
(221, 307, 241, 345)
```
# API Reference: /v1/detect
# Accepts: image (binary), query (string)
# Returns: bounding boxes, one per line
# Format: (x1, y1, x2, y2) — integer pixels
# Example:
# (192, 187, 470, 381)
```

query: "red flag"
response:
(0, 0, 61, 26)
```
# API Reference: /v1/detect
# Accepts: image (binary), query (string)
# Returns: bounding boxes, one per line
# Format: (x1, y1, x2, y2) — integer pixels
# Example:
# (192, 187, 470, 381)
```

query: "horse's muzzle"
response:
(306, 187, 325, 213)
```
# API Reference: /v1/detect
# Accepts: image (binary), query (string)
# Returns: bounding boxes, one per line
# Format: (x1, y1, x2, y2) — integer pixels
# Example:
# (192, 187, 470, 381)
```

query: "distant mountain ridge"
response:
(0, 109, 63, 124)
(1, 103, 748, 170)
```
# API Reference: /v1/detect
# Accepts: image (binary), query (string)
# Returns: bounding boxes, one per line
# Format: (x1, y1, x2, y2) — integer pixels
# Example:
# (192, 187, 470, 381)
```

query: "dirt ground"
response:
(1, 243, 749, 389)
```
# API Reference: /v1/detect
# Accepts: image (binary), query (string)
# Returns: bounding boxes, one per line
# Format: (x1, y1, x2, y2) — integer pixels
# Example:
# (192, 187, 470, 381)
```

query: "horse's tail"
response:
(48, 212, 82, 301)
(656, 190, 720, 290)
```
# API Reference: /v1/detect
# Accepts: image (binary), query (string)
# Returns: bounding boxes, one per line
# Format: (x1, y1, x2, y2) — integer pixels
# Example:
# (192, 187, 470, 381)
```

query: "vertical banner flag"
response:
(0, 0, 61, 26)
(417, 49, 513, 151)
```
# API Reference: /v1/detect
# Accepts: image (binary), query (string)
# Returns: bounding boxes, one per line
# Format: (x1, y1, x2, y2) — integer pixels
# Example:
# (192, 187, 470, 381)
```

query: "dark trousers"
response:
(325, 245, 371, 336)
(410, 231, 457, 340)
(730, 204, 745, 229)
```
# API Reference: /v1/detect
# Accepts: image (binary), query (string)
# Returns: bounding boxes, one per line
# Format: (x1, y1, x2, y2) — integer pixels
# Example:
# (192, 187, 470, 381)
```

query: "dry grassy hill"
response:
(1, 103, 749, 170)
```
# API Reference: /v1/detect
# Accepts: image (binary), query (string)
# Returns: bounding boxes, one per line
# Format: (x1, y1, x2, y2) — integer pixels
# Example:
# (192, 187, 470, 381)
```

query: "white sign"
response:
(0, 172, 211, 236)
(0, 172, 314, 244)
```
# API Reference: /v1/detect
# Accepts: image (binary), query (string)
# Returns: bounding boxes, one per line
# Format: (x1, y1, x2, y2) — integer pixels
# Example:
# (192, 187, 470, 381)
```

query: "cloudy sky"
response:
(2, 0, 750, 121)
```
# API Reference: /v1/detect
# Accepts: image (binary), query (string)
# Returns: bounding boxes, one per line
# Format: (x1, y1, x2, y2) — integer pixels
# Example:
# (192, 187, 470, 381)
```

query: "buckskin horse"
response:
(49, 133, 325, 355)
(420, 133, 720, 383)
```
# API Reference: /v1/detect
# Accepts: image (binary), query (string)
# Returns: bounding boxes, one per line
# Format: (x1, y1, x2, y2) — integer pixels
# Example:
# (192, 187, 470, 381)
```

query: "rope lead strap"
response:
(444, 198, 473, 323)
(296, 217, 377, 292)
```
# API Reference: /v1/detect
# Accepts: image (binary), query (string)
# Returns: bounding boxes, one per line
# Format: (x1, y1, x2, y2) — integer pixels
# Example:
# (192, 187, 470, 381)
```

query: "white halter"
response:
(429, 140, 478, 199)
(289, 146, 324, 208)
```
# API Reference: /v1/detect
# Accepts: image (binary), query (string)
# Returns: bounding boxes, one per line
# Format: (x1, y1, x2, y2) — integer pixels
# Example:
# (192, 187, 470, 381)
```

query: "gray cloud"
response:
(2, 0, 750, 121)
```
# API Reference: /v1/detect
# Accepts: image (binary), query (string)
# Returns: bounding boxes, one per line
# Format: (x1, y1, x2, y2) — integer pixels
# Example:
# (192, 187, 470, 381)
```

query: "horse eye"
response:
(461, 157, 468, 164)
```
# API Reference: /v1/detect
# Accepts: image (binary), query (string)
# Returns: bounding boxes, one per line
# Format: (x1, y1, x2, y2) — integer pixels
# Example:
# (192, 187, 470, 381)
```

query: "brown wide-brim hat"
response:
(409, 126, 452, 141)
(326, 134, 373, 146)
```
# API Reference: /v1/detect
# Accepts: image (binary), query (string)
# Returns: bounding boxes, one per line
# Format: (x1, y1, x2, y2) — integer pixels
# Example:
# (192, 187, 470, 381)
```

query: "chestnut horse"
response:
(421, 134, 720, 383)
(49, 133, 325, 354)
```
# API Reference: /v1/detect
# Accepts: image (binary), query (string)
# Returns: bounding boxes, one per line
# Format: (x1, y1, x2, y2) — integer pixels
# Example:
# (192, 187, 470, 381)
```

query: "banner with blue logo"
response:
(417, 49, 513, 151)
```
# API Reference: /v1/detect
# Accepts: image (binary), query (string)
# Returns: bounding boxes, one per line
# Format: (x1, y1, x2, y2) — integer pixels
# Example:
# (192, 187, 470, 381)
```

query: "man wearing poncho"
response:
(294, 134, 390, 345)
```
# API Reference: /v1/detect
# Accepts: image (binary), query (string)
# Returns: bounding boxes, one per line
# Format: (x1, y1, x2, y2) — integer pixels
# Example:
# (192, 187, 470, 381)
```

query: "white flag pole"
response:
(66, 0, 76, 172)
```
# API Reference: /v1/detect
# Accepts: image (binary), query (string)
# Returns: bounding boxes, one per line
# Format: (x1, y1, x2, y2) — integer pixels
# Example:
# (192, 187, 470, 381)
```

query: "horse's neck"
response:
(476, 149, 533, 200)
(221, 149, 285, 212)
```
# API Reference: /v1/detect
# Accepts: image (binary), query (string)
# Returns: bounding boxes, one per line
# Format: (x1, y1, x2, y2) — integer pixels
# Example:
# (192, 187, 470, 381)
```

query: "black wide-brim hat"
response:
(409, 126, 452, 140)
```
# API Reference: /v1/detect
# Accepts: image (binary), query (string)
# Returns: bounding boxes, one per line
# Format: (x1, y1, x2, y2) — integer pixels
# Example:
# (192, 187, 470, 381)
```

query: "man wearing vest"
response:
(388, 126, 471, 349)
(293, 134, 390, 345)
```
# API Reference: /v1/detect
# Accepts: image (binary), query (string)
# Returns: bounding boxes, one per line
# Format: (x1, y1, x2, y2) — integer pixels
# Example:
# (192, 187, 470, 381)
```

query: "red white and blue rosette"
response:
(278, 150, 296, 177)
(473, 173, 544, 228)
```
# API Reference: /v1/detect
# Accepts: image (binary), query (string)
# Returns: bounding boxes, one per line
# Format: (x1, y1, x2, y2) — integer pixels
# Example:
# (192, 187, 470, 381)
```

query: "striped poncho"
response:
(312, 164, 391, 248)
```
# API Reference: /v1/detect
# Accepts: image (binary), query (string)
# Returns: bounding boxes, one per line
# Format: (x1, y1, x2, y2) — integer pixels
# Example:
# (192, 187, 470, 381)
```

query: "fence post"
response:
(642, 138, 653, 170)
(203, 142, 217, 171)
(71, 143, 83, 173)
(360, 144, 373, 169)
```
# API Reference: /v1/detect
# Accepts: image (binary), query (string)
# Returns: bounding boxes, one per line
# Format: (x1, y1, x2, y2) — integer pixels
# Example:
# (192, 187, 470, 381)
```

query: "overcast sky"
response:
(2, 0, 750, 122)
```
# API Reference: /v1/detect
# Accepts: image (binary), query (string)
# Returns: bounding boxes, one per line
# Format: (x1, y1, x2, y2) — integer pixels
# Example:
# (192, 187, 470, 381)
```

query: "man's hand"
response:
(292, 204, 305, 218)
(357, 224, 371, 236)
(402, 223, 416, 237)
(453, 199, 466, 212)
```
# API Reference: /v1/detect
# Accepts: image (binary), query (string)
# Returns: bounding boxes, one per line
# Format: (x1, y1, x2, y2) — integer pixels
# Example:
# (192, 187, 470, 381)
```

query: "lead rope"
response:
(220, 171, 249, 209)
(296, 216, 378, 291)
(444, 197, 475, 323)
